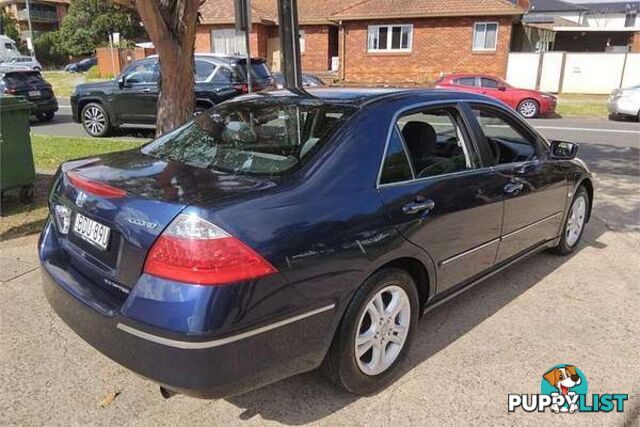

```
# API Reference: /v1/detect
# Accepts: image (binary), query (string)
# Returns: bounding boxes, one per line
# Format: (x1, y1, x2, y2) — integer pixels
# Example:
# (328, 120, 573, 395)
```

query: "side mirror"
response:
(550, 140, 578, 160)
(498, 85, 506, 91)
(118, 76, 128, 89)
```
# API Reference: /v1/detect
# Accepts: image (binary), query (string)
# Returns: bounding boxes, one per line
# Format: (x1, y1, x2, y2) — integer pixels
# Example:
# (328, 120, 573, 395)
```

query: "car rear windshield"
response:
(2, 71, 44, 86)
(142, 98, 356, 176)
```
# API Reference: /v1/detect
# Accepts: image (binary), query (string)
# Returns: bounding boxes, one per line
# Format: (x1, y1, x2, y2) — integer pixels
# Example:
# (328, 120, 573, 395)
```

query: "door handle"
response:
(504, 182, 524, 194)
(402, 199, 435, 215)
(140, 88, 151, 93)
(515, 162, 536, 174)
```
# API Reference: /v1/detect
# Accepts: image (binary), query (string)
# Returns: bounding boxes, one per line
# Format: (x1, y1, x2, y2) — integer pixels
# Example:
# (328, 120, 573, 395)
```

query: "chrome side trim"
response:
(440, 238, 500, 266)
(116, 304, 336, 350)
(501, 212, 562, 240)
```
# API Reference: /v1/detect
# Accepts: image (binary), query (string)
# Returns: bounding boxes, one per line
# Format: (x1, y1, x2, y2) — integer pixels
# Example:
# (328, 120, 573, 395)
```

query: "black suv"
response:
(0, 67, 58, 121)
(70, 54, 275, 137)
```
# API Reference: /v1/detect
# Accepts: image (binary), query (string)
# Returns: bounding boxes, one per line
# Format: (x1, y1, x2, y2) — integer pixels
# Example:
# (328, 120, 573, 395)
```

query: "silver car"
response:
(0, 55, 42, 71)
(608, 85, 640, 121)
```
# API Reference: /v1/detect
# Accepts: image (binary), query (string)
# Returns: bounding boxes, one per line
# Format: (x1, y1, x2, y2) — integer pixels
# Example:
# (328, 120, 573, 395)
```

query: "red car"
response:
(435, 74, 557, 118)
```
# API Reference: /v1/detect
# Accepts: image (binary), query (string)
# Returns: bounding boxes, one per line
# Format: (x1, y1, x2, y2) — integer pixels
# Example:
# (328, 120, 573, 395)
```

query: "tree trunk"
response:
(134, 0, 199, 136)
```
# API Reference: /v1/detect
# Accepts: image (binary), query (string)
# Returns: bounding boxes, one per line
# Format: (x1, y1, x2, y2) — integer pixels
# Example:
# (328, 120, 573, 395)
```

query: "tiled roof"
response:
(199, 0, 362, 25)
(332, 0, 523, 20)
(199, 0, 521, 25)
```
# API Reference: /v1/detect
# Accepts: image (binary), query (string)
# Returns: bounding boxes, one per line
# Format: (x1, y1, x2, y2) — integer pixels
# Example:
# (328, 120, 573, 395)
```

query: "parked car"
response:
(608, 85, 640, 121)
(40, 87, 594, 398)
(64, 57, 97, 73)
(435, 74, 557, 118)
(70, 54, 275, 137)
(0, 68, 58, 121)
(0, 55, 42, 71)
(272, 72, 325, 89)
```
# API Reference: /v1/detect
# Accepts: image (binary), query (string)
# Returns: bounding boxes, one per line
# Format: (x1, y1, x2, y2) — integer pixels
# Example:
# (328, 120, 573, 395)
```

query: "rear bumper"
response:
(30, 97, 58, 114)
(39, 220, 336, 398)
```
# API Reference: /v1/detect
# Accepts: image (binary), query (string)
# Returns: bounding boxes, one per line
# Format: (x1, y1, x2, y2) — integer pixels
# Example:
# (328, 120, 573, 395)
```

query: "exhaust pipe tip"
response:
(160, 386, 177, 399)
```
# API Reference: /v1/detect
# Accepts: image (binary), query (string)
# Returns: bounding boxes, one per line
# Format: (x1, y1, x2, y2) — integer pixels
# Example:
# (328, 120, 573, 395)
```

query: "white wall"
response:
(539, 52, 564, 92)
(585, 13, 639, 29)
(562, 53, 627, 93)
(506, 52, 640, 93)
(506, 53, 540, 90)
(621, 53, 640, 88)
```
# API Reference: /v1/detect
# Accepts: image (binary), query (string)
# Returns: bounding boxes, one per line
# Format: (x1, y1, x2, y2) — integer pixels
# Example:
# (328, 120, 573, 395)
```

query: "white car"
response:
(0, 55, 42, 71)
(608, 85, 640, 121)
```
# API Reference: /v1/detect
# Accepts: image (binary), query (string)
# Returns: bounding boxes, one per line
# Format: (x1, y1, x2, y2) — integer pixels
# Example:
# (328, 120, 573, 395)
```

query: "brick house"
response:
(333, 0, 523, 83)
(196, 0, 523, 83)
(196, 0, 350, 72)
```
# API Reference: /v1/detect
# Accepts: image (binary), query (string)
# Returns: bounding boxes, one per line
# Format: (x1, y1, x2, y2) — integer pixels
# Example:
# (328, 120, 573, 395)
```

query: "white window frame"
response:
(472, 22, 499, 52)
(367, 24, 413, 53)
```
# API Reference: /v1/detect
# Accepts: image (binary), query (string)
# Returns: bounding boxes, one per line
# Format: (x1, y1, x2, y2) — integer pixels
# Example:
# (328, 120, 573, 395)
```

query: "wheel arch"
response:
(577, 177, 594, 222)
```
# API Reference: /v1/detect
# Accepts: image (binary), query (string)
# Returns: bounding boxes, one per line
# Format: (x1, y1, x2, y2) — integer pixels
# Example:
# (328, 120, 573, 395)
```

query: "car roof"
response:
(146, 53, 266, 65)
(233, 87, 497, 107)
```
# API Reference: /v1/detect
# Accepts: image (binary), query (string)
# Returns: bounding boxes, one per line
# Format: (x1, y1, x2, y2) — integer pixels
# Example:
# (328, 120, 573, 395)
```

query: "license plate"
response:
(73, 213, 110, 250)
(28, 90, 41, 97)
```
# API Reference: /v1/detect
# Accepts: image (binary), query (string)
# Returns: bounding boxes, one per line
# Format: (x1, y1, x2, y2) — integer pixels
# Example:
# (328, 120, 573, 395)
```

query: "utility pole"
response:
(25, 0, 35, 57)
(277, 0, 302, 90)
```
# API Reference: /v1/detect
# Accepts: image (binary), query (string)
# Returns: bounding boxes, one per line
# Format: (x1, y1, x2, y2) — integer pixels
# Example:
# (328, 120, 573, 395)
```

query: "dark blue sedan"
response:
(39, 88, 594, 398)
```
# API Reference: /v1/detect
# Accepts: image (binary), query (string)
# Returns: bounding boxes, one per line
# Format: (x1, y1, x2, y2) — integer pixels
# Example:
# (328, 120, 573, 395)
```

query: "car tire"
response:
(552, 185, 589, 256)
(36, 112, 54, 122)
(321, 268, 419, 395)
(517, 99, 540, 118)
(81, 102, 111, 137)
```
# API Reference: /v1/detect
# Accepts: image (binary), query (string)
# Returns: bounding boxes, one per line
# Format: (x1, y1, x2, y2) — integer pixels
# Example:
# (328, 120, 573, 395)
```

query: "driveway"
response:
(1, 116, 639, 426)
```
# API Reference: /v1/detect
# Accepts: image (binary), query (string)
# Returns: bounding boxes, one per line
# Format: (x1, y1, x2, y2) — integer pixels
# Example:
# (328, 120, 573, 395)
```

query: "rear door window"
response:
(143, 100, 356, 175)
(380, 127, 413, 184)
(397, 107, 479, 178)
(195, 60, 216, 82)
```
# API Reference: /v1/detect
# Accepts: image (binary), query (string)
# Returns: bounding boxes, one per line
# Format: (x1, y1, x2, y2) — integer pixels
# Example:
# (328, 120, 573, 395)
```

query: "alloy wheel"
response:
(519, 101, 538, 118)
(355, 285, 411, 376)
(566, 195, 587, 247)
(83, 106, 107, 136)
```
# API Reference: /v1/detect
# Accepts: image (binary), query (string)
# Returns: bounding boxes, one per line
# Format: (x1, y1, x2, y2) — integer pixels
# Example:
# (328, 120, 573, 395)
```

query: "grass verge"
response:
(556, 94, 609, 118)
(31, 134, 145, 171)
(41, 71, 108, 97)
(1, 135, 145, 241)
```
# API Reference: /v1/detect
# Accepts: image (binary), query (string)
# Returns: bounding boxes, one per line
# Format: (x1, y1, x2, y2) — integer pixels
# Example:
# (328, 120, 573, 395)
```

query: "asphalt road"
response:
(2, 104, 639, 426)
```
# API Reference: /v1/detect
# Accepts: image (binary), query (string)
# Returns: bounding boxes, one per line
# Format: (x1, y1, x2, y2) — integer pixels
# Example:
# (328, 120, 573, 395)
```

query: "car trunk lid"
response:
(50, 149, 276, 292)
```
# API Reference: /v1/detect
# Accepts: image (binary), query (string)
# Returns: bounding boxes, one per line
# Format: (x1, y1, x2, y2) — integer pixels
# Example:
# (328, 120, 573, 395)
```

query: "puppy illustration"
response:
(543, 365, 582, 413)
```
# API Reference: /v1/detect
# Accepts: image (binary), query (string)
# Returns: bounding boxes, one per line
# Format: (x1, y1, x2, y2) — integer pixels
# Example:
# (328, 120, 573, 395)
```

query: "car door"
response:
(377, 103, 507, 293)
(111, 60, 159, 124)
(466, 103, 569, 263)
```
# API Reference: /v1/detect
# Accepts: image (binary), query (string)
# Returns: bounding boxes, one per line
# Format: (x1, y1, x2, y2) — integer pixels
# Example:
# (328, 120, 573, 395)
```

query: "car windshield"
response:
(142, 98, 357, 176)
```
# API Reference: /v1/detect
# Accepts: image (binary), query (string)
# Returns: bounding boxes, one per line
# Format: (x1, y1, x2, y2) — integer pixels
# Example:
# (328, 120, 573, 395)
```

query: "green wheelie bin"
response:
(0, 95, 36, 211)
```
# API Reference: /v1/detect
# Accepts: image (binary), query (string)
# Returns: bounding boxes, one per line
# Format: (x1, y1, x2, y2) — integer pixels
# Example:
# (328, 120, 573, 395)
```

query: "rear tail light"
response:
(143, 214, 277, 285)
(3, 87, 16, 94)
(66, 171, 126, 198)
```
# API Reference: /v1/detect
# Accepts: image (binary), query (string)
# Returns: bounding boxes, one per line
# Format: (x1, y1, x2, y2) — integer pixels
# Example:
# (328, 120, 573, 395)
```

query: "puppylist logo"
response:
(508, 364, 628, 414)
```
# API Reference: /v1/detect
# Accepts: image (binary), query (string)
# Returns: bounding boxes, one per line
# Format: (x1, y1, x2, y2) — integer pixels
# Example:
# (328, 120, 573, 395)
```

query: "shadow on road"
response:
(579, 143, 639, 233)
(225, 220, 608, 424)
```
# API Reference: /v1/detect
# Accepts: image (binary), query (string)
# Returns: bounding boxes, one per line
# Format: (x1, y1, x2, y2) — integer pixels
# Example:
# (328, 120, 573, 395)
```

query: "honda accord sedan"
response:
(39, 88, 593, 398)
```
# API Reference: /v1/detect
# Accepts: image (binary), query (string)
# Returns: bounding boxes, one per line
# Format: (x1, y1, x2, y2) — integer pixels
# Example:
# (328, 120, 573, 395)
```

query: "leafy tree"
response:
(0, 9, 20, 42)
(58, 0, 144, 56)
(34, 32, 67, 66)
